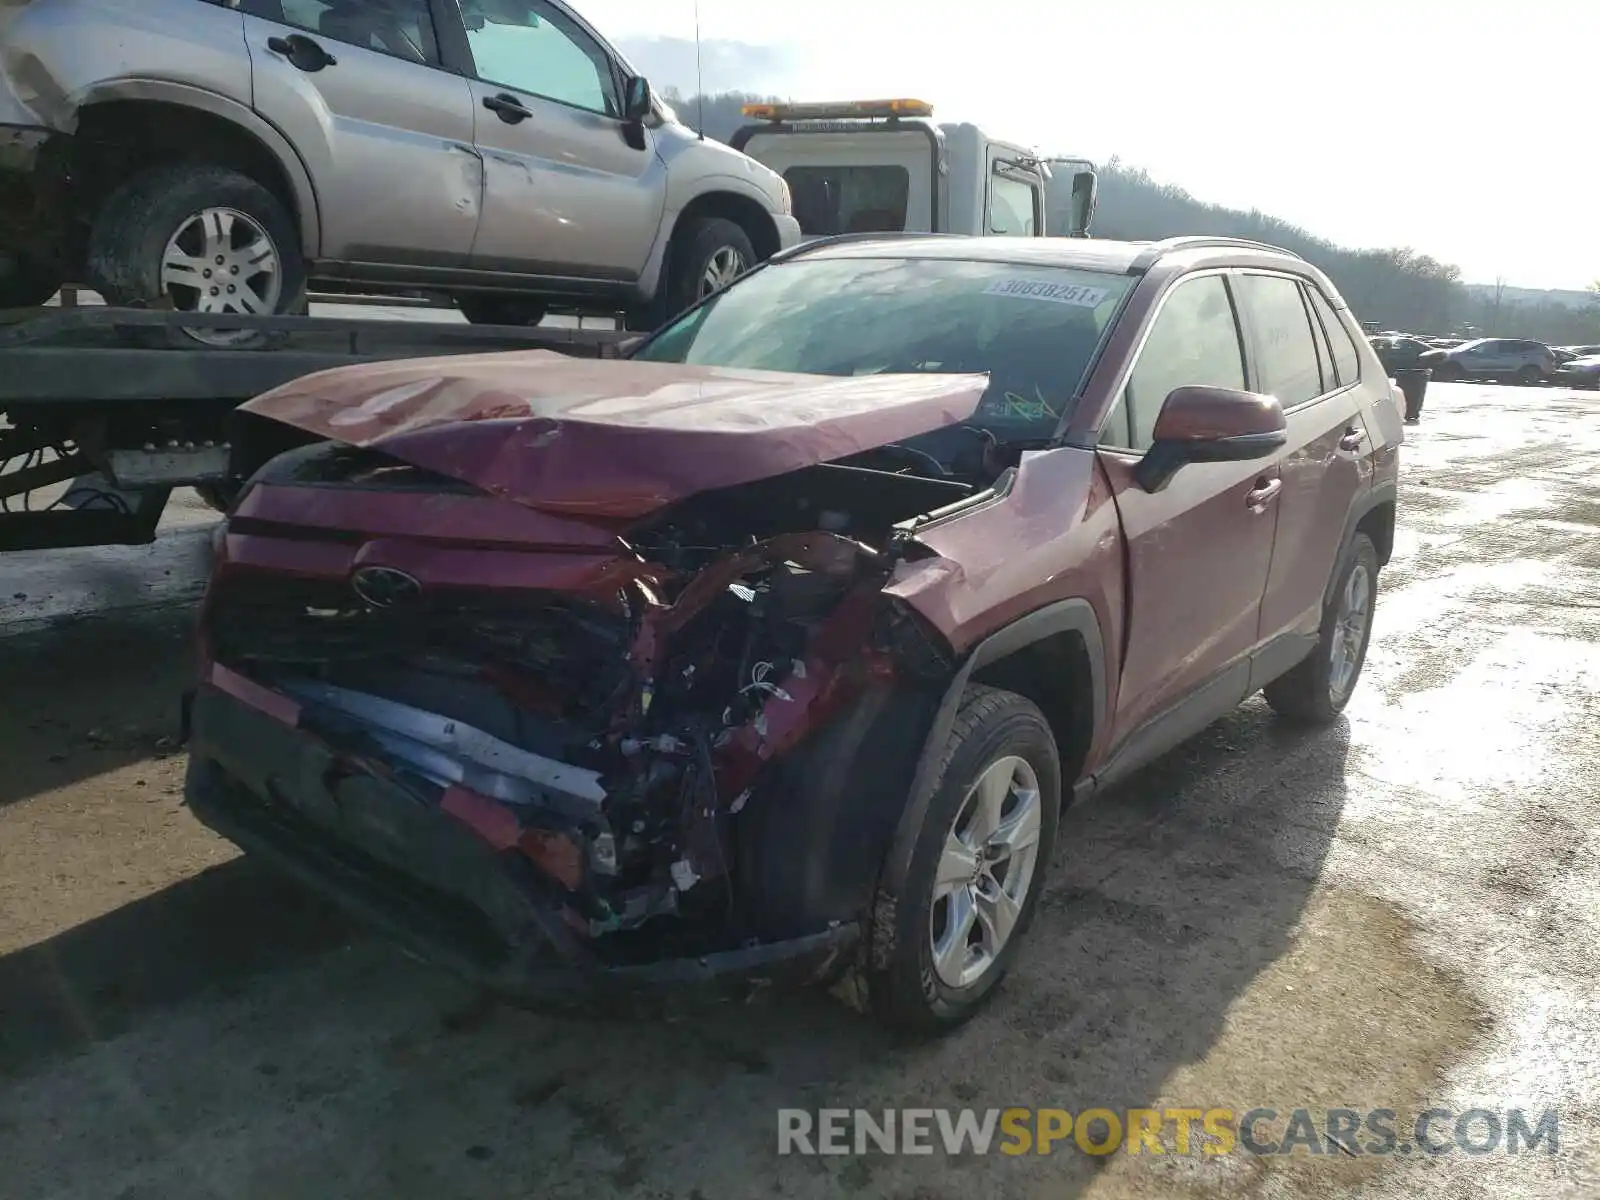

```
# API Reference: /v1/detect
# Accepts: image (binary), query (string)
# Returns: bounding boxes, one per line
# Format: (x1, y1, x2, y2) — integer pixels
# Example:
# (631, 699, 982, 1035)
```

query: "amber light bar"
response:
(740, 99, 935, 122)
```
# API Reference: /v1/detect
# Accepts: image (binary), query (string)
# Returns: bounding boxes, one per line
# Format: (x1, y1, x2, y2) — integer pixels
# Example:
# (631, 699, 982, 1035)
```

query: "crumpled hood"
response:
(241, 352, 988, 518)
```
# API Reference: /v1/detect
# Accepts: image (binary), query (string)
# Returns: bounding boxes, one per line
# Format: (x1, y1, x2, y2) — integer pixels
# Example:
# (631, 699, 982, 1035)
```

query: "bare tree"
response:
(1489, 276, 1508, 332)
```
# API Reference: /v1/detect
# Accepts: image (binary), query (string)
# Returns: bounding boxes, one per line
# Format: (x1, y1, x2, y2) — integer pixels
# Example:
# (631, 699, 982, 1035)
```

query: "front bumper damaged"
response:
(184, 677, 859, 1007)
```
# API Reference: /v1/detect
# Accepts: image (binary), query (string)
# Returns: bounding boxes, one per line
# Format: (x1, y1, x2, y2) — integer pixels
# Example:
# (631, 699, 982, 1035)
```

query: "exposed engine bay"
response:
(203, 440, 991, 962)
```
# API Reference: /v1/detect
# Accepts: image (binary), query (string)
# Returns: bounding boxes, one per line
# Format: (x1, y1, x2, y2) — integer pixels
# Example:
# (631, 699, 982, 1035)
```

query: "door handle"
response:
(483, 93, 532, 123)
(1338, 426, 1364, 452)
(266, 33, 337, 71)
(1245, 477, 1283, 511)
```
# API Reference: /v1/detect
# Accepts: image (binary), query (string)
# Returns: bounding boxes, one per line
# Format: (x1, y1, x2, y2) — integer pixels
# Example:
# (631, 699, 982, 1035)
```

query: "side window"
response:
(1306, 286, 1360, 388)
(988, 172, 1038, 237)
(243, 0, 440, 65)
(462, 0, 621, 116)
(1106, 274, 1246, 451)
(1233, 273, 1323, 407)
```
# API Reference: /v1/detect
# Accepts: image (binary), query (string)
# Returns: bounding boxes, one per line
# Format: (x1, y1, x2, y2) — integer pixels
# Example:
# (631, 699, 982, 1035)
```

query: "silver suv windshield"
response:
(633, 255, 1133, 441)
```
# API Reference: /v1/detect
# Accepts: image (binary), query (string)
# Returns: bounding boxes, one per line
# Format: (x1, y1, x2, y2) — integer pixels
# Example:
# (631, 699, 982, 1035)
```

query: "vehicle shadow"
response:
(0, 606, 196, 811)
(0, 856, 352, 1078)
(0, 700, 1351, 1200)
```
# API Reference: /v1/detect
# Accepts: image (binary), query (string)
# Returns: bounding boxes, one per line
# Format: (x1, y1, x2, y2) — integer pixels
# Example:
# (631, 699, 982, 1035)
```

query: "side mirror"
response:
(1069, 169, 1098, 237)
(1135, 385, 1286, 493)
(623, 75, 653, 123)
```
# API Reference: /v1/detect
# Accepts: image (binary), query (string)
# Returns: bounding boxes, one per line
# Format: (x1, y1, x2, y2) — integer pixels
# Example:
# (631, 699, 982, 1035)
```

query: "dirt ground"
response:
(1, 382, 1597, 1199)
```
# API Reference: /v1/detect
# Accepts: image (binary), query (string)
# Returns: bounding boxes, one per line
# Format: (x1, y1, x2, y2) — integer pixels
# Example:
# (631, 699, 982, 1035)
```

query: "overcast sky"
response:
(578, 0, 1599, 290)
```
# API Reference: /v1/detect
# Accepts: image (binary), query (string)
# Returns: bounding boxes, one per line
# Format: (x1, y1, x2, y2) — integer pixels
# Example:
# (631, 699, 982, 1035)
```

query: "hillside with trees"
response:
(668, 90, 1600, 344)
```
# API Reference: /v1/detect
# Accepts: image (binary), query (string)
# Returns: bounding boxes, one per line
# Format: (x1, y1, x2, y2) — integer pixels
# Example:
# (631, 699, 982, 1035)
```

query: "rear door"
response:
(1247, 274, 1371, 665)
(241, 0, 481, 265)
(1096, 272, 1281, 747)
(456, 0, 664, 279)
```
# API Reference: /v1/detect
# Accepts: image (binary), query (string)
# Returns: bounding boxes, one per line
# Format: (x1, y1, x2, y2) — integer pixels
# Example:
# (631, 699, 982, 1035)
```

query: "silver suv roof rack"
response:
(1130, 235, 1304, 270)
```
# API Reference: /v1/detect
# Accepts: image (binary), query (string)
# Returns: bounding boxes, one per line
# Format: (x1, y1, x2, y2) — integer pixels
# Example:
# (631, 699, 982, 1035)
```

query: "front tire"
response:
(1263, 533, 1379, 725)
(86, 165, 306, 349)
(632, 216, 755, 331)
(862, 685, 1060, 1033)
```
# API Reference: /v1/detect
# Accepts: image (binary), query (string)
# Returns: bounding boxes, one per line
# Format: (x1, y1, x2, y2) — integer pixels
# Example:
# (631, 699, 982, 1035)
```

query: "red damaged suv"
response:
(186, 235, 1402, 1032)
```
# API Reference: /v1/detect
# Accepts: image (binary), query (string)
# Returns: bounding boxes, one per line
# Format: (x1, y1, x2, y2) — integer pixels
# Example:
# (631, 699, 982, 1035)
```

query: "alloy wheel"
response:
(929, 755, 1043, 989)
(1329, 562, 1373, 703)
(159, 207, 283, 346)
(698, 246, 746, 298)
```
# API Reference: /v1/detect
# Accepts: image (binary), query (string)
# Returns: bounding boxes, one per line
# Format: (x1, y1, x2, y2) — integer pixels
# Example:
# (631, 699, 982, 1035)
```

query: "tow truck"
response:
(729, 99, 1099, 240)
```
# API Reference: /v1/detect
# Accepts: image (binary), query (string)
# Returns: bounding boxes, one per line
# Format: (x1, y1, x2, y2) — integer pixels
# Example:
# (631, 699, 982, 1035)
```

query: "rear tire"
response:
(861, 685, 1060, 1034)
(1263, 533, 1379, 725)
(1515, 364, 1542, 385)
(632, 216, 755, 331)
(0, 252, 63, 308)
(456, 295, 548, 327)
(86, 164, 306, 349)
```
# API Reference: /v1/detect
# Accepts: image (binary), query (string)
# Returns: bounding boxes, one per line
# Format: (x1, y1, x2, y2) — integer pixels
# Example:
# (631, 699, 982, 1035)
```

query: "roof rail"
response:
(770, 230, 968, 262)
(1129, 235, 1305, 271)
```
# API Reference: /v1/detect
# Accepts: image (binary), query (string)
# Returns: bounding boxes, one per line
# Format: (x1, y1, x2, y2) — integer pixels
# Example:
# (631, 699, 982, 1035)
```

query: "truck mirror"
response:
(1069, 170, 1098, 237)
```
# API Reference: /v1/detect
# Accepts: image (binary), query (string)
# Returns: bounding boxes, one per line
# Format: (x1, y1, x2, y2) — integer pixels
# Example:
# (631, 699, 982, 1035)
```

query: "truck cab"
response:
(729, 99, 1098, 239)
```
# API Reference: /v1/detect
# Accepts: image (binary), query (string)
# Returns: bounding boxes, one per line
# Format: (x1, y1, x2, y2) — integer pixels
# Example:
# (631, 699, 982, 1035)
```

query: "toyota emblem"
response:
(350, 566, 422, 609)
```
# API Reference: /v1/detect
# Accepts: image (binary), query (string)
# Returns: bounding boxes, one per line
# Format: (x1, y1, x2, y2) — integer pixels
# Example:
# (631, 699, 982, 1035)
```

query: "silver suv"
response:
(0, 0, 800, 344)
(1418, 337, 1557, 384)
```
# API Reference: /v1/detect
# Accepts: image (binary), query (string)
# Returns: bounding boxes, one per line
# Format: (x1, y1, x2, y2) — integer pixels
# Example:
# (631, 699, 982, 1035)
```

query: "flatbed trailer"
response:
(0, 307, 635, 553)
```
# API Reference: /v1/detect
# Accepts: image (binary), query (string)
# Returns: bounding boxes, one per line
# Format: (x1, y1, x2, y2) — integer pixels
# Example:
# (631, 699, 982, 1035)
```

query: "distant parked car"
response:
(1554, 344, 1600, 364)
(1418, 338, 1557, 384)
(1369, 335, 1435, 374)
(1552, 354, 1600, 390)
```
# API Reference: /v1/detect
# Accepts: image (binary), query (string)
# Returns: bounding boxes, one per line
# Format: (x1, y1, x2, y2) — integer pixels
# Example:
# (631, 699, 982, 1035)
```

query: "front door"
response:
(1249, 274, 1372, 652)
(242, 0, 481, 265)
(1096, 272, 1282, 747)
(457, 0, 664, 279)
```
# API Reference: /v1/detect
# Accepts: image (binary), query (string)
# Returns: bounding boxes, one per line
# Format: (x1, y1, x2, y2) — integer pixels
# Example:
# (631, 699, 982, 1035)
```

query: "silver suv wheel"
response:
(160, 207, 284, 346)
(699, 245, 747, 299)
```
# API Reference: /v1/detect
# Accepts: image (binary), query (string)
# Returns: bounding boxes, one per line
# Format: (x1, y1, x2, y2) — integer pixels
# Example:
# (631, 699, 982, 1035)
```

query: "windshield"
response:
(633, 256, 1132, 447)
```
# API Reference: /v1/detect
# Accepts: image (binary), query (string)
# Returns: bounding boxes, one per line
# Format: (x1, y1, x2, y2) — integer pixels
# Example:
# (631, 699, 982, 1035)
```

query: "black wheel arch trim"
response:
(1325, 480, 1397, 608)
(877, 598, 1107, 900)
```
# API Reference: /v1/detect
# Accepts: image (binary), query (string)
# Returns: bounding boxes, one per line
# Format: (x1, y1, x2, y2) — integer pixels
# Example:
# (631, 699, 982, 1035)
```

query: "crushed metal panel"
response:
(241, 355, 990, 518)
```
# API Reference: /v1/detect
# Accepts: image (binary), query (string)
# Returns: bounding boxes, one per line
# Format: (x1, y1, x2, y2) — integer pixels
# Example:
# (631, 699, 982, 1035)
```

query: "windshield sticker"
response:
(984, 279, 1109, 307)
(987, 388, 1060, 422)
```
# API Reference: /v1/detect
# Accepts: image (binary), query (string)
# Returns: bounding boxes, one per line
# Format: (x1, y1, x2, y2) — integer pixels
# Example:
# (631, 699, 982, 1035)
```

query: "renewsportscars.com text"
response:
(777, 1107, 1560, 1157)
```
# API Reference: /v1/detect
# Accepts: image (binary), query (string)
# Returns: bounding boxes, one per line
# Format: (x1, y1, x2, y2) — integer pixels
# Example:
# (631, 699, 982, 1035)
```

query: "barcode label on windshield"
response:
(984, 279, 1109, 307)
